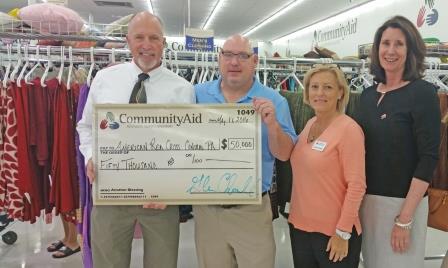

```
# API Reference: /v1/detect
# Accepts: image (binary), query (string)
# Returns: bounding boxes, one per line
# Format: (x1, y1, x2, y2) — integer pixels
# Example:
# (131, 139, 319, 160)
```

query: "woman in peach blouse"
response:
(288, 65, 366, 268)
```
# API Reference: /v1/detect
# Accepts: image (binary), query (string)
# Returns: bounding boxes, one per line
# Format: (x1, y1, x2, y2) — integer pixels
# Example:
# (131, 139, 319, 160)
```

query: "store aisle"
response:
(0, 215, 446, 267)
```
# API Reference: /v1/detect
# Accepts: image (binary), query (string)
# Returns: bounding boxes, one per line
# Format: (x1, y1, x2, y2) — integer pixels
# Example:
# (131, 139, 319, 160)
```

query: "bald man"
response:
(77, 11, 195, 268)
(193, 35, 297, 268)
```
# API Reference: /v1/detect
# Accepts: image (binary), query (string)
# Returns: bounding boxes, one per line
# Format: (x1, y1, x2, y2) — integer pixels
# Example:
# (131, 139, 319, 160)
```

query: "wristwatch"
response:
(336, 229, 351, 240)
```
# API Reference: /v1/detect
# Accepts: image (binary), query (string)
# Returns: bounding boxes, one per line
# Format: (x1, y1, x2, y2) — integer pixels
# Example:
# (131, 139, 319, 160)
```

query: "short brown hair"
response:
(370, 15, 426, 83)
(303, 64, 349, 114)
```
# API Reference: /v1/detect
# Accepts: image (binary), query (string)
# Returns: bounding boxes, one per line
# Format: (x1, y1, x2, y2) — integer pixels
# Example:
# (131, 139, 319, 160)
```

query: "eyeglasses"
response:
(221, 51, 253, 61)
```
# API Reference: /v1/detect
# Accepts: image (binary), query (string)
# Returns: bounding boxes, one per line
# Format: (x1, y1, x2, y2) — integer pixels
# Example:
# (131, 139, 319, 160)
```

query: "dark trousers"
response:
(289, 224, 362, 268)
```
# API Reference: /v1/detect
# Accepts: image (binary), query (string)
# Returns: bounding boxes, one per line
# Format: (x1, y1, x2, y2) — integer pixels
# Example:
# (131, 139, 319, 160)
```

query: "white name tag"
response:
(312, 140, 327, 152)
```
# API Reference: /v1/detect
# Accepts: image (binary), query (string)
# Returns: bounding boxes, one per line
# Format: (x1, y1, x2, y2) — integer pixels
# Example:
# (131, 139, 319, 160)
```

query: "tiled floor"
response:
(0, 215, 446, 268)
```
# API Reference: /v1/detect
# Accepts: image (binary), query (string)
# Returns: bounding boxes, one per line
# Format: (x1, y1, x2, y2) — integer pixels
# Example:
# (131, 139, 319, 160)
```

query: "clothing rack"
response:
(0, 38, 447, 263)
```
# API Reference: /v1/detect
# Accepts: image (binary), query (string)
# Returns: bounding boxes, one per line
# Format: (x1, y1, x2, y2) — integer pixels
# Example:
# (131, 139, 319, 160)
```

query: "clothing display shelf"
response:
(0, 44, 372, 69)
(427, 44, 448, 57)
(0, 18, 126, 43)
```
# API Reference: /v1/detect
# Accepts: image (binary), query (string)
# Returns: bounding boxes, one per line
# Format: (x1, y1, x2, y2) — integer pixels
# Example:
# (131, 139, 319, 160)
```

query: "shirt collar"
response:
(207, 77, 262, 103)
(130, 60, 163, 79)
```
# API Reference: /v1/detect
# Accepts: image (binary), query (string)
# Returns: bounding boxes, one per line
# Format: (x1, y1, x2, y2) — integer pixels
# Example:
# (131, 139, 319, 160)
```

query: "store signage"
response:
(416, 0, 439, 28)
(313, 18, 358, 44)
(165, 41, 222, 53)
(185, 28, 214, 52)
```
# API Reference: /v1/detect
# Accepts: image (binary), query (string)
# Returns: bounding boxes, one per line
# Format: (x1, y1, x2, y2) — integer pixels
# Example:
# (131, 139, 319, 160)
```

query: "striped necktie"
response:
(129, 73, 149, 103)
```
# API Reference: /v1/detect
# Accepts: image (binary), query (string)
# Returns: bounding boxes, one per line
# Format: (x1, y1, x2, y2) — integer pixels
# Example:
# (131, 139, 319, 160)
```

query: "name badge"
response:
(312, 140, 327, 152)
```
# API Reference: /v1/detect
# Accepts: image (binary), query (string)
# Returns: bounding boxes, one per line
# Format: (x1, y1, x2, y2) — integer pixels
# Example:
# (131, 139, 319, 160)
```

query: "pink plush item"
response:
(18, 3, 83, 34)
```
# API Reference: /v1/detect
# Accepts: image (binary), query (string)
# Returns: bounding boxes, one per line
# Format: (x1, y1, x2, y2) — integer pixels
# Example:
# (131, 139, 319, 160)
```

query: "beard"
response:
(135, 57, 161, 73)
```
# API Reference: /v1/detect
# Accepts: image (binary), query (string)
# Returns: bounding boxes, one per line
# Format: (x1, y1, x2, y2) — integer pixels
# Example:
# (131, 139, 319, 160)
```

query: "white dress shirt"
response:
(77, 61, 195, 164)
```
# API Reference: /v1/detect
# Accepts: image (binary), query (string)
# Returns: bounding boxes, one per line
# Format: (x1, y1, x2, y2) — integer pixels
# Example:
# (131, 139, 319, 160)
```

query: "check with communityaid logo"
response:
(93, 104, 262, 205)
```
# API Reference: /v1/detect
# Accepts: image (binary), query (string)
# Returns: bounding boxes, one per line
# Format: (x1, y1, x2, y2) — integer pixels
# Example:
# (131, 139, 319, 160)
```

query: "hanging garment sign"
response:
(185, 28, 214, 52)
(93, 104, 262, 205)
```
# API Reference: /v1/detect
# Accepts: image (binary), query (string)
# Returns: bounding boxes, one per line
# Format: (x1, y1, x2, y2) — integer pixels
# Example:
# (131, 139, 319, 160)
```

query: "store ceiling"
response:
(1, 0, 372, 41)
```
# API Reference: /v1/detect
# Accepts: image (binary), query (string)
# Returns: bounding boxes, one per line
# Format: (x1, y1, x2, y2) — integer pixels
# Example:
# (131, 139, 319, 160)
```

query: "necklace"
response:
(307, 114, 339, 143)
(307, 122, 323, 143)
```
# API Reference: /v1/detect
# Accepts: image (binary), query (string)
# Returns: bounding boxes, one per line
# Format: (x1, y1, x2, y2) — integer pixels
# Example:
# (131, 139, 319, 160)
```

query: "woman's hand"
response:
(391, 225, 411, 253)
(326, 235, 349, 262)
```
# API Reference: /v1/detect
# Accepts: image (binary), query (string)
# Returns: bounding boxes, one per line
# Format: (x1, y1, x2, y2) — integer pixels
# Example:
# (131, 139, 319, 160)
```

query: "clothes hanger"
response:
(190, 52, 199, 84)
(16, 45, 30, 86)
(87, 47, 95, 87)
(67, 46, 73, 90)
(263, 56, 267, 86)
(9, 43, 22, 82)
(276, 58, 303, 91)
(167, 50, 173, 72)
(25, 45, 41, 85)
(174, 51, 180, 76)
(161, 49, 166, 68)
(40, 46, 53, 87)
(431, 62, 448, 91)
(198, 53, 206, 83)
(111, 47, 116, 64)
(256, 53, 261, 81)
(2, 44, 12, 88)
(57, 46, 65, 84)
(209, 53, 217, 81)
(202, 53, 211, 83)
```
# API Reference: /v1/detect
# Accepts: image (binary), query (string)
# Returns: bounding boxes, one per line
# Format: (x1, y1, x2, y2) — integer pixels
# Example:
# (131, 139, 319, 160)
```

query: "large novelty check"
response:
(93, 104, 262, 205)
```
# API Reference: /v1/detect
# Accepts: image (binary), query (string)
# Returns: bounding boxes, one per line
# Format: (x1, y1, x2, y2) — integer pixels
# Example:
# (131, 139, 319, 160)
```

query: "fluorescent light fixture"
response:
(273, 0, 391, 43)
(147, 0, 154, 14)
(243, 0, 304, 37)
(203, 0, 225, 30)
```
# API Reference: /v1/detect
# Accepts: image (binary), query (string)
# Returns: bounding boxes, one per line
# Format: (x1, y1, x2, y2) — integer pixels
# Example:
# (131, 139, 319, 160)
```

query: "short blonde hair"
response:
(303, 64, 349, 113)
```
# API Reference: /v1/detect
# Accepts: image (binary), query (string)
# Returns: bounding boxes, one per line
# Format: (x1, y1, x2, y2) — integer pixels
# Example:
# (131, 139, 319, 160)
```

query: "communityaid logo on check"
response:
(100, 112, 120, 130)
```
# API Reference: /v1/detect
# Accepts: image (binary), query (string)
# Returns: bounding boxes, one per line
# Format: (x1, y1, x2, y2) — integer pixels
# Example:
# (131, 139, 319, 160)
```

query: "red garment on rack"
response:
(48, 79, 79, 223)
(30, 78, 52, 214)
(10, 81, 40, 222)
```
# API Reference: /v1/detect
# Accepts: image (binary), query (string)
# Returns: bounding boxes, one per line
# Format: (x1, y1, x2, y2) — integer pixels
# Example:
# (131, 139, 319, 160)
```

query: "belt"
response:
(221, 191, 268, 209)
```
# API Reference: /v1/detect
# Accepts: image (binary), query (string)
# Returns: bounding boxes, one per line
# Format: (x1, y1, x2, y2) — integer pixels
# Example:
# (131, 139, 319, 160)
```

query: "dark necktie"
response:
(129, 73, 149, 103)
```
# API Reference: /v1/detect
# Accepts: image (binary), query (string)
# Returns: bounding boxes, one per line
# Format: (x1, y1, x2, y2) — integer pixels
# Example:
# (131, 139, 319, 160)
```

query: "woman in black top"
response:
(356, 16, 440, 268)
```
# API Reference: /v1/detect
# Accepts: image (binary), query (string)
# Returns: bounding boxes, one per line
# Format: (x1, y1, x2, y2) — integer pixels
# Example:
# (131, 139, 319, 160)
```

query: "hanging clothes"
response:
(0, 83, 23, 220)
(75, 83, 93, 268)
(48, 78, 79, 223)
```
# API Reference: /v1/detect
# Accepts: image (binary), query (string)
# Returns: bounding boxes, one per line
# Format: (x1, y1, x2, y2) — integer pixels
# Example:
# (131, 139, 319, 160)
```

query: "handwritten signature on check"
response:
(186, 173, 255, 195)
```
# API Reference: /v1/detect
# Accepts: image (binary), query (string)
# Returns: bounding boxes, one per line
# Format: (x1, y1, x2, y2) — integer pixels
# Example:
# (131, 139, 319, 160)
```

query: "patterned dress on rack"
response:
(1, 84, 24, 220)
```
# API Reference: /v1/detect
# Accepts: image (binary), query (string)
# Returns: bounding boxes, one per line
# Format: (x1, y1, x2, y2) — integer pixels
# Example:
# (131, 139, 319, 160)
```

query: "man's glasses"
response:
(221, 51, 253, 61)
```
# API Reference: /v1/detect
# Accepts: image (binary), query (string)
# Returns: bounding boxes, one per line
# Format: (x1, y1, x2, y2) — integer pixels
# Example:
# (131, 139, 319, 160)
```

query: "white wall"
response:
(269, 0, 448, 57)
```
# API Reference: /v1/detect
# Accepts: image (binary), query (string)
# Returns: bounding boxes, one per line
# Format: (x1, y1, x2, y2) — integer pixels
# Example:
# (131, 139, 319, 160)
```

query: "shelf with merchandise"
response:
(0, 17, 126, 44)
(426, 43, 448, 58)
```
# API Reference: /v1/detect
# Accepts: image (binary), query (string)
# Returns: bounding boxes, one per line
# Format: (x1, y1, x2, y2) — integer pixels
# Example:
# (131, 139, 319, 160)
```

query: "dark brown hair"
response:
(370, 15, 426, 83)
